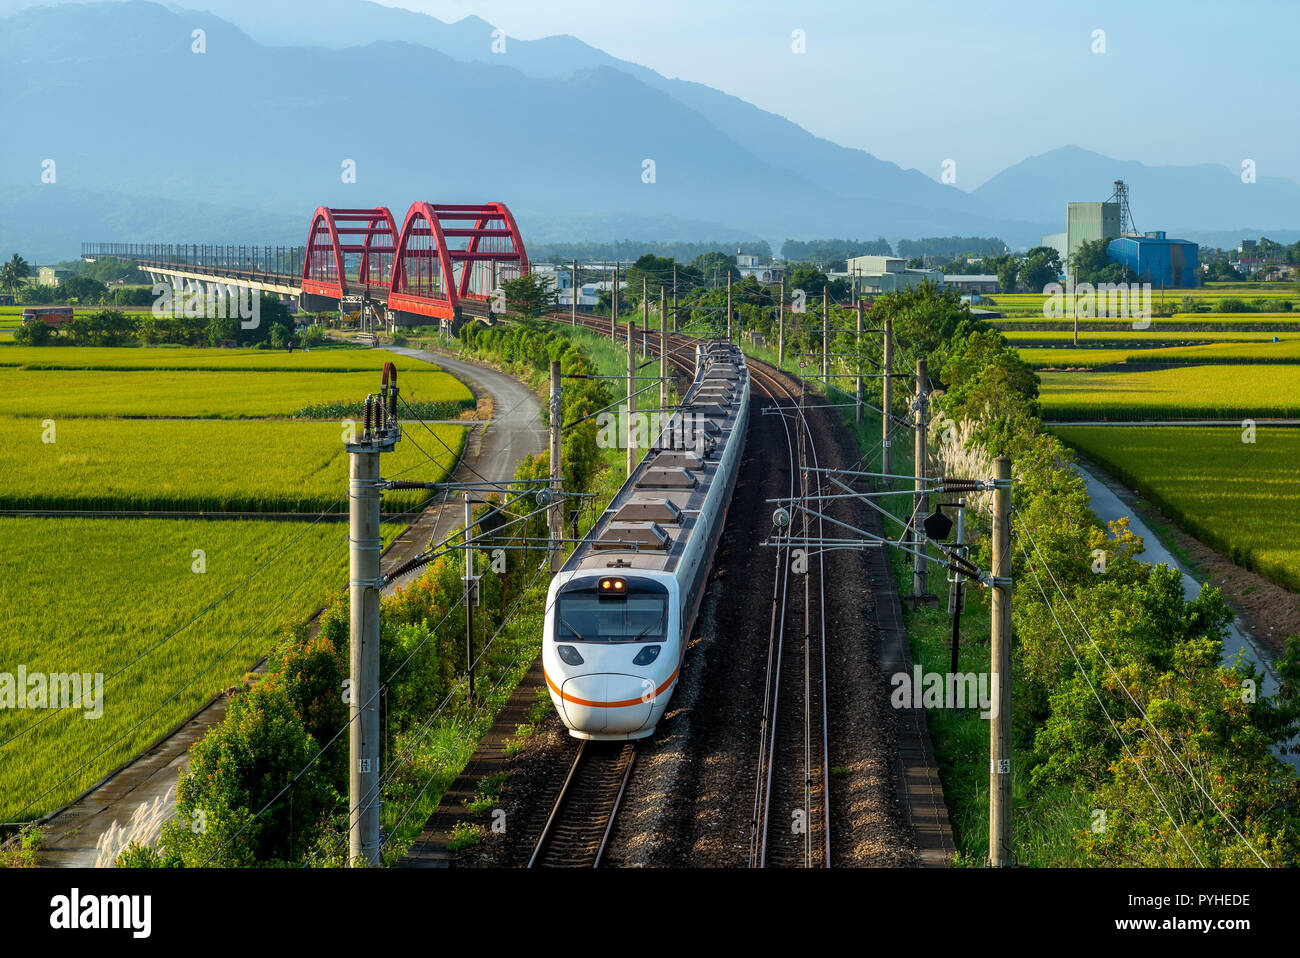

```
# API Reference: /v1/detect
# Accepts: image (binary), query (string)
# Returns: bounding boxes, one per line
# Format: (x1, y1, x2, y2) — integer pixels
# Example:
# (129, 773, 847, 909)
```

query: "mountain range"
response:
(2, 0, 1297, 262)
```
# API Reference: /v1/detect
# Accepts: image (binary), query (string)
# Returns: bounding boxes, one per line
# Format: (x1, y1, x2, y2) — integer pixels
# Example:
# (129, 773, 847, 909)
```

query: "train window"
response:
(555, 596, 666, 643)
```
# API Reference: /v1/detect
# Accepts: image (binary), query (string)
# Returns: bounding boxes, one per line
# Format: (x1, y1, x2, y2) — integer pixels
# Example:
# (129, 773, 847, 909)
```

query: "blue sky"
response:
(396, 0, 1300, 188)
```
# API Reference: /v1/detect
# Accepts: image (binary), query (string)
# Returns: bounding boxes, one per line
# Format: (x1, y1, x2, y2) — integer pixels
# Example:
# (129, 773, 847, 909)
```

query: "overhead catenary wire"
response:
(1016, 533, 1195, 867)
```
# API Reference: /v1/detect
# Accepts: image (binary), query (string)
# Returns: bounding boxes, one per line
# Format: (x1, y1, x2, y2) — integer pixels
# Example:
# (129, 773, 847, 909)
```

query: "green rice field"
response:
(0, 417, 463, 513)
(1038, 365, 1300, 420)
(1019, 339, 1300, 369)
(1053, 425, 1300, 591)
(0, 339, 478, 822)
(0, 365, 471, 418)
(0, 517, 403, 822)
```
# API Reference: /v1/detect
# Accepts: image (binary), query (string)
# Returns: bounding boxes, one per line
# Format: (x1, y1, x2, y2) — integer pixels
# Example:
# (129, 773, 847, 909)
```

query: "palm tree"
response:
(0, 253, 31, 300)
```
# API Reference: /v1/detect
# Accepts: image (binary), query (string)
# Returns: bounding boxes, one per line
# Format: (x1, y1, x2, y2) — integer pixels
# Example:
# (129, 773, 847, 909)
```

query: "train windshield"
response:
(555, 595, 667, 643)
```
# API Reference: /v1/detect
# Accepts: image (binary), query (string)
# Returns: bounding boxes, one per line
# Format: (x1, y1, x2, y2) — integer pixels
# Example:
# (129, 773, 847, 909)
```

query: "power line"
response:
(1014, 512, 1269, 867)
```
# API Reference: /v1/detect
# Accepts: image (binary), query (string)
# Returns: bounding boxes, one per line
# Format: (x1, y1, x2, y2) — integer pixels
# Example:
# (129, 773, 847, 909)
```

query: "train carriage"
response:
(543, 342, 750, 740)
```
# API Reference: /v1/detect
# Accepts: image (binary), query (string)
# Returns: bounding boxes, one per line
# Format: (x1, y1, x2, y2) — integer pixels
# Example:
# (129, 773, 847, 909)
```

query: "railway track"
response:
(527, 741, 637, 868)
(544, 312, 833, 867)
(745, 362, 832, 868)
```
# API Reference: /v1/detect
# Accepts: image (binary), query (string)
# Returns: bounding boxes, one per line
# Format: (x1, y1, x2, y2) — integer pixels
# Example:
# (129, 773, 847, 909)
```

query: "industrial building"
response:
(1041, 201, 1121, 273)
(1041, 182, 1199, 287)
(845, 255, 943, 293)
(1107, 232, 1199, 286)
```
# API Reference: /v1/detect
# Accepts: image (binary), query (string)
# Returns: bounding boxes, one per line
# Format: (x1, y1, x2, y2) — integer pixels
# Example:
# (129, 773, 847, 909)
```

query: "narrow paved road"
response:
(36, 347, 543, 866)
(379, 346, 546, 595)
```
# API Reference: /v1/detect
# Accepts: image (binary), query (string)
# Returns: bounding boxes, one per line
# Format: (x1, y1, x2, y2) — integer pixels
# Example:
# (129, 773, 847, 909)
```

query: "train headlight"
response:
(556, 645, 585, 666)
(632, 645, 661, 666)
(598, 577, 626, 596)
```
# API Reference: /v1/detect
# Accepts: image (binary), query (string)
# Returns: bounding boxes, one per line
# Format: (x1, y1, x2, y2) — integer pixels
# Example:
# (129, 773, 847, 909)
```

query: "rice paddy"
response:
(0, 340, 476, 822)
(0, 366, 471, 419)
(0, 417, 463, 513)
(1052, 425, 1300, 591)
(1038, 365, 1300, 420)
(0, 516, 403, 822)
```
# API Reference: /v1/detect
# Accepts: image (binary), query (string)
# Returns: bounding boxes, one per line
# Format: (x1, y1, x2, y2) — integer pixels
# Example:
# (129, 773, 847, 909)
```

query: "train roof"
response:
(562, 341, 748, 578)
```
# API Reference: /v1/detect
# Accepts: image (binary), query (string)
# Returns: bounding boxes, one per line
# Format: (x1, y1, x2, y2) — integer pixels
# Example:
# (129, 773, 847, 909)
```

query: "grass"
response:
(0, 516, 402, 823)
(464, 772, 509, 813)
(0, 417, 464, 513)
(0, 366, 471, 418)
(1038, 365, 1300, 420)
(1052, 425, 1300, 591)
(445, 821, 487, 852)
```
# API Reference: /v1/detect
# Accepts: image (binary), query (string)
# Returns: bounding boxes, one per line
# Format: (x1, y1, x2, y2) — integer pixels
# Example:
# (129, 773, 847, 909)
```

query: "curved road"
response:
(36, 346, 543, 866)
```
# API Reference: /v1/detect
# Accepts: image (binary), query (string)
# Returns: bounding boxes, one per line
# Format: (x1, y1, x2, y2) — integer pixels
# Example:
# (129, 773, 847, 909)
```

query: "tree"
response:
(980, 254, 1020, 294)
(500, 273, 558, 318)
(0, 253, 31, 299)
(13, 318, 52, 345)
(623, 254, 676, 308)
(60, 275, 106, 303)
(689, 251, 739, 287)
(1071, 238, 1124, 285)
(868, 281, 977, 373)
(159, 683, 339, 866)
(1019, 246, 1062, 294)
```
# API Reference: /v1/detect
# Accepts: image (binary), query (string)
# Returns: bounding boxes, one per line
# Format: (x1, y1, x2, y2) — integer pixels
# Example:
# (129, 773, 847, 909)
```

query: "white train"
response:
(542, 342, 750, 740)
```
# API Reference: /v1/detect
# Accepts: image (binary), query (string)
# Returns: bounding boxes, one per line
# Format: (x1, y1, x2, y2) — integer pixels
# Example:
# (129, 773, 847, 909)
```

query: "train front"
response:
(542, 571, 680, 741)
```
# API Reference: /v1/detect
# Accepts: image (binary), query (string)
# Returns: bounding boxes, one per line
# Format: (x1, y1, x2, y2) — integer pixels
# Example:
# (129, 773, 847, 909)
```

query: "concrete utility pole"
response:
(642, 277, 649, 357)
(989, 455, 1013, 867)
(659, 286, 668, 410)
(672, 263, 678, 332)
(882, 317, 893, 477)
(611, 262, 618, 340)
(726, 274, 732, 342)
(778, 277, 785, 367)
(571, 259, 577, 326)
(949, 499, 967, 675)
(346, 390, 396, 868)
(821, 287, 829, 384)
(855, 298, 864, 425)
(626, 319, 637, 477)
(549, 361, 564, 573)
(912, 358, 929, 598)
(464, 493, 476, 705)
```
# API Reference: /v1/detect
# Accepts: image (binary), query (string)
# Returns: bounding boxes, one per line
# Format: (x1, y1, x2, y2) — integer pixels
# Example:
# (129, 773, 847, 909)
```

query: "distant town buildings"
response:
(845, 255, 943, 293)
(734, 250, 785, 283)
(942, 274, 1000, 294)
(37, 266, 71, 287)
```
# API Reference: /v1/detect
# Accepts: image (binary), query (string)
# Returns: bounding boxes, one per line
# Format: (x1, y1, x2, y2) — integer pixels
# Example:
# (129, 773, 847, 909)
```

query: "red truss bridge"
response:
(84, 200, 529, 327)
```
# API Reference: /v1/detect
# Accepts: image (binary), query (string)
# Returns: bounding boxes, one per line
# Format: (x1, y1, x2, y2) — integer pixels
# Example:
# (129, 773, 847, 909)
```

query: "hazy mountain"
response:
(162, 0, 983, 210)
(972, 146, 1300, 239)
(0, 1, 1039, 261)
(2, 2, 1296, 264)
